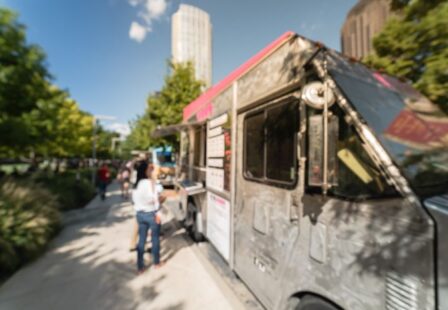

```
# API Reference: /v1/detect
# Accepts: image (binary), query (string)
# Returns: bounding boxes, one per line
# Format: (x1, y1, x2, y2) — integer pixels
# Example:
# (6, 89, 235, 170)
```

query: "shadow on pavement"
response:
(159, 219, 193, 264)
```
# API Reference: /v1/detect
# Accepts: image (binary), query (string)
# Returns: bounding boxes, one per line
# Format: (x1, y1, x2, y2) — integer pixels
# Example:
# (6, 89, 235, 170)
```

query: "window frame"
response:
(193, 124, 207, 168)
(304, 107, 400, 201)
(243, 98, 299, 189)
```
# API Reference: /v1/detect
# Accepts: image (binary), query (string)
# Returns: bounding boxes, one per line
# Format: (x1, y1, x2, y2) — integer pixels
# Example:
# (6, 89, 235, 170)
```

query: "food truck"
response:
(155, 32, 448, 309)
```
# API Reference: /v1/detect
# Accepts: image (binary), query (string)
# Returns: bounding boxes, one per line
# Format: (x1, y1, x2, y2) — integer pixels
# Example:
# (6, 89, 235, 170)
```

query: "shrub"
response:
(0, 178, 61, 275)
(32, 170, 96, 211)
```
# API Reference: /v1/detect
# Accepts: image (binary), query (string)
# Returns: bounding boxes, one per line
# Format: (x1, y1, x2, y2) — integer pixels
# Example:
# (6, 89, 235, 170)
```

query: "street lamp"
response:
(91, 115, 116, 185)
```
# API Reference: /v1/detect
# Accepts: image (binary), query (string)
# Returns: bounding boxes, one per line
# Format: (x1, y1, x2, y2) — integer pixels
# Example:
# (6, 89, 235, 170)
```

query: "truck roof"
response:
(183, 31, 296, 122)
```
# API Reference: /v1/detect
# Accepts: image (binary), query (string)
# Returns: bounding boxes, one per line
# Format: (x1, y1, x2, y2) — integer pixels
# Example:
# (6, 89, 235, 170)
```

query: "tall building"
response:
(341, 0, 391, 59)
(172, 4, 212, 88)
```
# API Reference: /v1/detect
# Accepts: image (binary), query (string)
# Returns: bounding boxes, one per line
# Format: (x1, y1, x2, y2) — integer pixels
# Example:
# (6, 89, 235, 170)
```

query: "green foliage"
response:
(0, 8, 51, 155)
(390, 0, 410, 11)
(391, 0, 446, 18)
(364, 0, 448, 113)
(0, 178, 61, 274)
(33, 170, 96, 211)
(95, 127, 120, 159)
(124, 61, 203, 153)
(0, 169, 96, 277)
(0, 9, 50, 115)
(27, 85, 95, 158)
(123, 114, 152, 154)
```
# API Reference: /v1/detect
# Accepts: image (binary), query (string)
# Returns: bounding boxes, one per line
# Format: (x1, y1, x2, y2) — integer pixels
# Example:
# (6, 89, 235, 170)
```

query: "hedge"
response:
(33, 170, 96, 211)
(0, 178, 61, 276)
(0, 169, 96, 279)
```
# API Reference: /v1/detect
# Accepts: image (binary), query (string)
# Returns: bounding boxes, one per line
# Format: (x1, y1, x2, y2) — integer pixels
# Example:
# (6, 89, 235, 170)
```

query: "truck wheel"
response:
(287, 296, 340, 310)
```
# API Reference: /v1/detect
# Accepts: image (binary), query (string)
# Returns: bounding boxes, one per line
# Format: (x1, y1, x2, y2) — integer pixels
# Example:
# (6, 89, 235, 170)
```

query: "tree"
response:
(124, 61, 203, 152)
(364, 0, 448, 113)
(28, 85, 94, 158)
(0, 8, 51, 156)
(122, 113, 152, 153)
(147, 61, 204, 148)
(390, 0, 446, 18)
(95, 127, 120, 159)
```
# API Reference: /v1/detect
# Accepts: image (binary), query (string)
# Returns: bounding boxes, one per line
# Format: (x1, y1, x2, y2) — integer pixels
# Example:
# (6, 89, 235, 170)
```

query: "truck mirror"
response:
(308, 114, 339, 188)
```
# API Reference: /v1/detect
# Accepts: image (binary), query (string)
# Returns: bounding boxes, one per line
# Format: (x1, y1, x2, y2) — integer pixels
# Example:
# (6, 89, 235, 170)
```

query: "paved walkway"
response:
(0, 183, 246, 310)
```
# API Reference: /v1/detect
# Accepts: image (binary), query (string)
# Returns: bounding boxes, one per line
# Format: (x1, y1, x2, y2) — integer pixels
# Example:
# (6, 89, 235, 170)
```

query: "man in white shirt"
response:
(132, 171, 166, 273)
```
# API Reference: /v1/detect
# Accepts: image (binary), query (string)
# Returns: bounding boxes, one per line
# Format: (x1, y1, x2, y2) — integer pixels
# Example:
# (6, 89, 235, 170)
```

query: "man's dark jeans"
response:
(98, 181, 107, 200)
(136, 211, 160, 271)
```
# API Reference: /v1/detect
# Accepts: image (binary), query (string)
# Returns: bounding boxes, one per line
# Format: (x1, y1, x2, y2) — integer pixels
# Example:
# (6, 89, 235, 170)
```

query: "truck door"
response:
(234, 97, 300, 309)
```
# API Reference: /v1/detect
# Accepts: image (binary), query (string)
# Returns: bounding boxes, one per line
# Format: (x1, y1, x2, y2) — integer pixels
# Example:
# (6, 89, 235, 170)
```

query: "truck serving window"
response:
(244, 100, 298, 186)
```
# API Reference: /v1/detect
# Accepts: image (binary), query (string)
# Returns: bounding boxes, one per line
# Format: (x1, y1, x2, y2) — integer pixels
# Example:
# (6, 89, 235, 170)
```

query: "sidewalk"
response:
(0, 183, 246, 310)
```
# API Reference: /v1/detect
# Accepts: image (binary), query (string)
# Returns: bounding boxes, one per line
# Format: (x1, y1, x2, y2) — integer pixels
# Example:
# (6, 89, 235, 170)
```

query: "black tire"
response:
(287, 296, 340, 310)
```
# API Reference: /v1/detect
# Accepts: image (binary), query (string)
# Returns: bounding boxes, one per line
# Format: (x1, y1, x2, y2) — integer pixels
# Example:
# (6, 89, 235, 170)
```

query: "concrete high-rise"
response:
(341, 0, 391, 59)
(172, 4, 212, 88)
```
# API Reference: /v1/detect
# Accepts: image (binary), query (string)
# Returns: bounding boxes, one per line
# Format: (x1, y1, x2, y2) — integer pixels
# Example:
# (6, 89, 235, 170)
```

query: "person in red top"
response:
(97, 163, 110, 200)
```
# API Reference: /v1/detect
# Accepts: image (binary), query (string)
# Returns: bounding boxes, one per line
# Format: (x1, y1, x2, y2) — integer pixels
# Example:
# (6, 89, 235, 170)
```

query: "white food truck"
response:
(155, 32, 448, 310)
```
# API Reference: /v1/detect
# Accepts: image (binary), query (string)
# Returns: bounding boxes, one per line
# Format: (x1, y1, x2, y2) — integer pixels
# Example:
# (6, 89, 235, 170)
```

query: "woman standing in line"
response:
(132, 165, 165, 274)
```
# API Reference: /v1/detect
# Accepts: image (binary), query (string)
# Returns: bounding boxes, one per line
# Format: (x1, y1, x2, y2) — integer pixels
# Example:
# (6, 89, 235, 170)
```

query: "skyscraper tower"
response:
(341, 0, 391, 59)
(171, 4, 212, 88)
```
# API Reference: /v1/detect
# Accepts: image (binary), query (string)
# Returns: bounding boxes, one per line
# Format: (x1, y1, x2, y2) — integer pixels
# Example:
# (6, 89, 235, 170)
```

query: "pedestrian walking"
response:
(97, 163, 110, 200)
(119, 162, 132, 199)
(132, 164, 166, 274)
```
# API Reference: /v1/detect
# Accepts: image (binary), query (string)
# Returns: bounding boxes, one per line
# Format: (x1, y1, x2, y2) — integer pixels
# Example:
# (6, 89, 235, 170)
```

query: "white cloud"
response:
(129, 21, 149, 43)
(129, 0, 140, 6)
(128, 0, 168, 42)
(107, 122, 131, 138)
(146, 0, 167, 18)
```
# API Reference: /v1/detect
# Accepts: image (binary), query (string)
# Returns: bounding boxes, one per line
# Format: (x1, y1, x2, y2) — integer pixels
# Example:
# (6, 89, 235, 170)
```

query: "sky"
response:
(1, 0, 357, 136)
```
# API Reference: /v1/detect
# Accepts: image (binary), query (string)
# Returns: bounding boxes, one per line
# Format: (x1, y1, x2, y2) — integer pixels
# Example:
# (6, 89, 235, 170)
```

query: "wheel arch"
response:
(286, 291, 344, 310)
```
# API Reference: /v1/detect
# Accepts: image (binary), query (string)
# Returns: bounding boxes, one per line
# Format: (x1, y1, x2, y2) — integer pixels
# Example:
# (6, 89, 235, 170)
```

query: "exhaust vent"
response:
(386, 273, 418, 310)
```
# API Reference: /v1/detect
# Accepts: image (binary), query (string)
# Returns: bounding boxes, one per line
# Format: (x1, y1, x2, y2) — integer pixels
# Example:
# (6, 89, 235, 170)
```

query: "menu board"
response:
(206, 168, 224, 191)
(207, 135, 225, 158)
(207, 112, 231, 192)
(206, 192, 230, 260)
